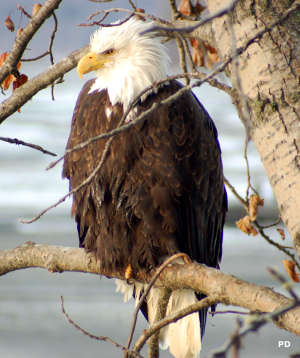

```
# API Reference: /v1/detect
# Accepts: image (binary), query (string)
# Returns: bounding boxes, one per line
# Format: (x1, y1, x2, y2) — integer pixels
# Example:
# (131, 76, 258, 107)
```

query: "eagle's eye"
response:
(103, 48, 115, 55)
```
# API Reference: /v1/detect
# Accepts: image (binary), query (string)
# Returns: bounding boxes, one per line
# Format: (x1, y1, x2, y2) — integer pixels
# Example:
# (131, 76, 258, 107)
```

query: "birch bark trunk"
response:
(205, 0, 300, 254)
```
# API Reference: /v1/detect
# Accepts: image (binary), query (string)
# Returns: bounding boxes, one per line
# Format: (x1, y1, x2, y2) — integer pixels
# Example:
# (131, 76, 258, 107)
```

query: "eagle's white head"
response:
(77, 17, 170, 111)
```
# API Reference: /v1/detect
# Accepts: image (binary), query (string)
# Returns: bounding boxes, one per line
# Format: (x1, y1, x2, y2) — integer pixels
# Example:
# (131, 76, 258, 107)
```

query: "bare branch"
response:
(142, 0, 239, 36)
(0, 45, 89, 124)
(254, 221, 300, 271)
(87, 8, 171, 26)
(22, 51, 51, 62)
(126, 253, 189, 351)
(209, 267, 300, 358)
(133, 296, 217, 355)
(0, 136, 57, 156)
(0, 242, 300, 336)
(60, 296, 142, 357)
(0, 0, 63, 85)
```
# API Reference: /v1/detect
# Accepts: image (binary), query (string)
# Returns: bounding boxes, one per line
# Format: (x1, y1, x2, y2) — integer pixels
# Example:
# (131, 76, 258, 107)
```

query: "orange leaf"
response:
(4, 16, 15, 32)
(204, 41, 218, 54)
(178, 0, 192, 16)
(2, 74, 14, 91)
(236, 215, 258, 236)
(32, 3, 42, 17)
(277, 228, 285, 240)
(0, 52, 8, 66)
(0, 52, 22, 91)
(282, 260, 299, 282)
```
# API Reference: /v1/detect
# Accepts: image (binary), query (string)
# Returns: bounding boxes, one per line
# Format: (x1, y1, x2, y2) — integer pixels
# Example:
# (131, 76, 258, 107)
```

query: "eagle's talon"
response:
(183, 254, 192, 265)
(125, 264, 133, 280)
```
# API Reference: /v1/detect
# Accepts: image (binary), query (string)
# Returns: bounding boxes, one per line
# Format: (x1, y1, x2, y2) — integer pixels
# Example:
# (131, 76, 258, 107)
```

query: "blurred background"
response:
(0, 1, 299, 357)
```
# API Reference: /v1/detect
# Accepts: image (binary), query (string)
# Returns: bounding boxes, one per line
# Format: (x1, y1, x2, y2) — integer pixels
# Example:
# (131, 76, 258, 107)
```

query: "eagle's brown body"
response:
(63, 79, 226, 272)
(63, 79, 227, 339)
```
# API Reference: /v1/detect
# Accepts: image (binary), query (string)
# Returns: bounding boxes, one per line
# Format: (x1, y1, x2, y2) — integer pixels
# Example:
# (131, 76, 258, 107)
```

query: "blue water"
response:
(1, 81, 299, 357)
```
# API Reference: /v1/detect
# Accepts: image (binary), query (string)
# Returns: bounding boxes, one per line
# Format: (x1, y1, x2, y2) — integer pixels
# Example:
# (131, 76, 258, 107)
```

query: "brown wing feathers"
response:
(63, 79, 227, 275)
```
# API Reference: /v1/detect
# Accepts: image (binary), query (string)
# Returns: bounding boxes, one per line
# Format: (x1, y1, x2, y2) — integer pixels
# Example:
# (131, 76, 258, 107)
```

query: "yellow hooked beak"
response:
(77, 52, 107, 79)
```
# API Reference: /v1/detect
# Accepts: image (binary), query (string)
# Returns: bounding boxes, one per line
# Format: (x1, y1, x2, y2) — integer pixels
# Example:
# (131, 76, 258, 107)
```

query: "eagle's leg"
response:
(148, 287, 172, 358)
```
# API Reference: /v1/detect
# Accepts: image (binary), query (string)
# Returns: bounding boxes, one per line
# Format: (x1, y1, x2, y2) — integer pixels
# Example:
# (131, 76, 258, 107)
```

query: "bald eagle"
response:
(63, 17, 227, 358)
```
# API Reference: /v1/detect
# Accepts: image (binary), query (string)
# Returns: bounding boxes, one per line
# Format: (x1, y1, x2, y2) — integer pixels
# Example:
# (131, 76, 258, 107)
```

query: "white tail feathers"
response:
(115, 279, 201, 358)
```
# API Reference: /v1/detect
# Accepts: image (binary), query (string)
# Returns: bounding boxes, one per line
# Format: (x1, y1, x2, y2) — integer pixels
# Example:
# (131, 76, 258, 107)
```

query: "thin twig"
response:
(142, 0, 240, 36)
(224, 176, 248, 209)
(209, 267, 300, 358)
(19, 2, 298, 222)
(22, 51, 50, 62)
(80, 13, 135, 28)
(25, 45, 255, 223)
(254, 221, 300, 271)
(60, 296, 142, 357)
(47, 71, 233, 172)
(126, 253, 189, 351)
(133, 296, 218, 355)
(17, 5, 32, 19)
(0, 136, 56, 156)
(0, 45, 89, 125)
(50, 12, 58, 101)
(209, 310, 252, 316)
(87, 8, 171, 26)
(175, 34, 189, 85)
(0, 0, 63, 86)
(268, 267, 298, 300)
(128, 0, 136, 11)
(258, 216, 281, 229)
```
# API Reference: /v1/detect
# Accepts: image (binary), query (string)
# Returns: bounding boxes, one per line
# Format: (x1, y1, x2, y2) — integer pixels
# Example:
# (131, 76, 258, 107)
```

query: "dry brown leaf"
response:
(178, 0, 192, 16)
(13, 74, 28, 112)
(249, 194, 264, 221)
(194, 2, 205, 15)
(4, 16, 15, 32)
(277, 228, 285, 240)
(178, 0, 205, 17)
(13, 74, 28, 91)
(190, 38, 204, 66)
(204, 41, 219, 67)
(236, 215, 258, 236)
(32, 3, 42, 17)
(0, 52, 22, 91)
(190, 38, 219, 68)
(282, 260, 299, 283)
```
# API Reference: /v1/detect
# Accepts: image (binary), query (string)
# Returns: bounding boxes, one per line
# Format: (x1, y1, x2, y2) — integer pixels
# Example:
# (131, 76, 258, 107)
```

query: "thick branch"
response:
(0, 0, 63, 84)
(1, 242, 299, 336)
(0, 45, 89, 124)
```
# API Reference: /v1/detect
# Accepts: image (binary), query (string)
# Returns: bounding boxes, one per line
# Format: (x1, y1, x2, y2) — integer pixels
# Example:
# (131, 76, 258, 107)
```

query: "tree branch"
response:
(0, 0, 63, 85)
(0, 136, 57, 156)
(1, 242, 299, 336)
(0, 45, 89, 125)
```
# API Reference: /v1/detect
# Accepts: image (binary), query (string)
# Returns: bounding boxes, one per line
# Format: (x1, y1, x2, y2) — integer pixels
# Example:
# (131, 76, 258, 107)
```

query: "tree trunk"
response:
(205, 0, 300, 255)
